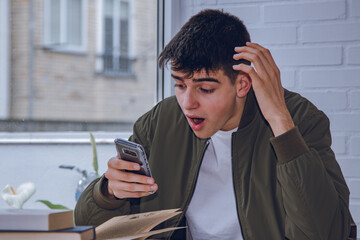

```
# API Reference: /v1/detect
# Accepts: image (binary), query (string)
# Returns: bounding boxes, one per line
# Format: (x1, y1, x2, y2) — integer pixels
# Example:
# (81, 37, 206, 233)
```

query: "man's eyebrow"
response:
(171, 74, 220, 83)
(193, 78, 220, 83)
(171, 74, 184, 81)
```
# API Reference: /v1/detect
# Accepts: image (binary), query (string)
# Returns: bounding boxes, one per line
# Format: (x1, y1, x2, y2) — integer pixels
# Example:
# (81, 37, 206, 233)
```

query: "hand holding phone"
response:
(114, 138, 152, 177)
(104, 139, 157, 200)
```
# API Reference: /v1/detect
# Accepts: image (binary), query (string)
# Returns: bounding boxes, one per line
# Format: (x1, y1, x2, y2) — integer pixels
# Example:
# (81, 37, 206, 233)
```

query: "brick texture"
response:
(350, 137, 360, 155)
(332, 135, 347, 155)
(271, 47, 342, 66)
(301, 91, 347, 110)
(350, 0, 360, 17)
(329, 114, 360, 131)
(348, 46, 360, 65)
(301, 69, 360, 88)
(349, 180, 360, 198)
(350, 91, 360, 109)
(264, 1, 345, 22)
(302, 23, 360, 43)
(338, 158, 360, 178)
(248, 26, 297, 45)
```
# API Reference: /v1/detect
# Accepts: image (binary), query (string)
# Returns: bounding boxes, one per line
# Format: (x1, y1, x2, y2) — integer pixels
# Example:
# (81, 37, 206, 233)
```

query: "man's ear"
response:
(235, 73, 251, 98)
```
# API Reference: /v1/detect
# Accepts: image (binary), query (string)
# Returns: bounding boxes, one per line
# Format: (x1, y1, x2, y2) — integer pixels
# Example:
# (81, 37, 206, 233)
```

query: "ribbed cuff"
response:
(270, 127, 310, 164)
(93, 175, 127, 209)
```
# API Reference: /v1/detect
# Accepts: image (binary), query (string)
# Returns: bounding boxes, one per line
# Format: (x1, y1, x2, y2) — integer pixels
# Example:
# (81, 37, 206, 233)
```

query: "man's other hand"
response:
(233, 42, 295, 137)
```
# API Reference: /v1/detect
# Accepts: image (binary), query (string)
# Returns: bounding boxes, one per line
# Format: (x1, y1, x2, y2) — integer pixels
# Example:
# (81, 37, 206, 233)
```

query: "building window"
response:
(100, 0, 133, 76)
(44, 0, 86, 51)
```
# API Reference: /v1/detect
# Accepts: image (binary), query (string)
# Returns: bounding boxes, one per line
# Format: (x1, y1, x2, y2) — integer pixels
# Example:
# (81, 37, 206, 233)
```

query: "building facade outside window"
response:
(0, 0, 157, 132)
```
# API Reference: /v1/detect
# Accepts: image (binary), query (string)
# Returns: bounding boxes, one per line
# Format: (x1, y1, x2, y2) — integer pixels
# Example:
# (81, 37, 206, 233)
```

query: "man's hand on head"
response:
(232, 42, 295, 137)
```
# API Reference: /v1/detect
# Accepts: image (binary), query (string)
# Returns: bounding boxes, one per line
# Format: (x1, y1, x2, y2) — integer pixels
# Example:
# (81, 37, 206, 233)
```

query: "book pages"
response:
(95, 209, 181, 240)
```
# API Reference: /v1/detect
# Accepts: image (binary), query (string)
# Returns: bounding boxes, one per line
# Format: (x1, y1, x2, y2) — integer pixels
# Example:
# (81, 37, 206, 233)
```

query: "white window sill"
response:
(0, 132, 131, 145)
(42, 45, 87, 55)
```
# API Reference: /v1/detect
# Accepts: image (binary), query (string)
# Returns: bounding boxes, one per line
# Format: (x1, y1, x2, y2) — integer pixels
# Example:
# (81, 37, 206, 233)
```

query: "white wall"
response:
(175, 0, 360, 235)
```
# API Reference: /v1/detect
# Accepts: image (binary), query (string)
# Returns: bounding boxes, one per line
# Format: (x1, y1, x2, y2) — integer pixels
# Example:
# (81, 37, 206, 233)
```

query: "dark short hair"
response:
(158, 9, 251, 82)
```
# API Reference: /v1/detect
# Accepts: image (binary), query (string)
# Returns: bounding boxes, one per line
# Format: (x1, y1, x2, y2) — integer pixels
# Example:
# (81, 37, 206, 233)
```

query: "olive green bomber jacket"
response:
(74, 89, 351, 240)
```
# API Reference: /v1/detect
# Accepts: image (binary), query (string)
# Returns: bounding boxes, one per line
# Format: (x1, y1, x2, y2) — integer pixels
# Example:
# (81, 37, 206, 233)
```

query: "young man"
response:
(75, 9, 352, 240)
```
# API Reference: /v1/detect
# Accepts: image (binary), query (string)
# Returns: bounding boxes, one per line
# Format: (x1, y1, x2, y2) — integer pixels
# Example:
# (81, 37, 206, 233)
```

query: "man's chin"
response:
(193, 130, 213, 139)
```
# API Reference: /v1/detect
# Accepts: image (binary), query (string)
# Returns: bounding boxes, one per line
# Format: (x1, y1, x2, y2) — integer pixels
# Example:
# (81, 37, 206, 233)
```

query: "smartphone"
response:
(114, 138, 152, 178)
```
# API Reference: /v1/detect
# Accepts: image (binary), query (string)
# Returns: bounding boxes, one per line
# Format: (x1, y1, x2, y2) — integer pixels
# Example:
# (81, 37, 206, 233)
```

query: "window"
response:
(99, 0, 133, 75)
(1, 0, 157, 132)
(44, 0, 86, 51)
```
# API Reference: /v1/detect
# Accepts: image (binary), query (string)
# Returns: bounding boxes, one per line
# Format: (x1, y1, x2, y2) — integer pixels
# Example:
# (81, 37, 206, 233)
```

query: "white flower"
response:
(1, 182, 36, 209)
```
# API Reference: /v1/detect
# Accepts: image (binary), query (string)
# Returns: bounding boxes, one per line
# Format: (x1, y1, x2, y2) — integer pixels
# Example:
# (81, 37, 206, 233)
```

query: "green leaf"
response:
(36, 200, 71, 210)
(90, 132, 99, 177)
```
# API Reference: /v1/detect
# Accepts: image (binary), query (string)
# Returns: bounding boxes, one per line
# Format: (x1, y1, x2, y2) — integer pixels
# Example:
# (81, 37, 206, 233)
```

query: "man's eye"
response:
(174, 84, 185, 89)
(201, 88, 214, 93)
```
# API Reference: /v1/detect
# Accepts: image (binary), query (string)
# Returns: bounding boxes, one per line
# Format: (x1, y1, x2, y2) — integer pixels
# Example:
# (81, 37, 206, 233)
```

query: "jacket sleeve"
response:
(270, 112, 351, 240)
(74, 106, 157, 227)
(74, 176, 134, 226)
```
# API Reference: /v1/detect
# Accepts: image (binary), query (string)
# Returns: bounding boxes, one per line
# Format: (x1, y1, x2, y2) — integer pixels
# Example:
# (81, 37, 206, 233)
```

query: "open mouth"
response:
(186, 114, 205, 131)
(191, 117, 204, 125)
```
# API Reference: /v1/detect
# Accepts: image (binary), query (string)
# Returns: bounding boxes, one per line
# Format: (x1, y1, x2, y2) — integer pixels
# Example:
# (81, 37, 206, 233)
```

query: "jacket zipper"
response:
(169, 140, 210, 239)
(232, 132, 247, 240)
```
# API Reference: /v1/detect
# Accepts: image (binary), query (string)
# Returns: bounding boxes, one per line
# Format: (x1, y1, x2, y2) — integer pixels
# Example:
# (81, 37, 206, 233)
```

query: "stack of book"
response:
(0, 209, 94, 240)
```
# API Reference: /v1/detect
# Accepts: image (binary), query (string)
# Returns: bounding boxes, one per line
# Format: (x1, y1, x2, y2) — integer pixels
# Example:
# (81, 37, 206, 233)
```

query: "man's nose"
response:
(182, 90, 199, 110)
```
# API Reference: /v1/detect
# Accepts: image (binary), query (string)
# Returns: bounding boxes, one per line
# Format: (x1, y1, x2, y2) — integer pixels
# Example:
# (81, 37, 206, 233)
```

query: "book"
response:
(95, 208, 185, 240)
(0, 226, 95, 240)
(0, 209, 74, 231)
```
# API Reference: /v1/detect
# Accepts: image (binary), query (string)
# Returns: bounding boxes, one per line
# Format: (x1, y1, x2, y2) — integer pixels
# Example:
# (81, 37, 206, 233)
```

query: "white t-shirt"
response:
(185, 129, 243, 240)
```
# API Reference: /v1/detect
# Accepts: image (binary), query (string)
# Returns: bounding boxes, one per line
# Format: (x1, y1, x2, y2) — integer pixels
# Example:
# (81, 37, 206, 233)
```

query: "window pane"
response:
(49, 0, 61, 44)
(1, 0, 158, 132)
(104, 0, 115, 72)
(119, 1, 129, 55)
(66, 0, 82, 46)
(104, 0, 114, 51)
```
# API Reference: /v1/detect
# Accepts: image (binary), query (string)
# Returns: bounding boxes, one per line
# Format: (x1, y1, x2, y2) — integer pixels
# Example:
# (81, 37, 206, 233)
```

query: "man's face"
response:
(173, 69, 245, 139)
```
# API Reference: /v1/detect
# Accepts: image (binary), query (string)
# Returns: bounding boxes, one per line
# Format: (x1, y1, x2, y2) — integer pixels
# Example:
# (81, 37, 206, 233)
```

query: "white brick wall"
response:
(351, 137, 360, 155)
(301, 69, 360, 88)
(264, 1, 346, 22)
(179, 0, 360, 235)
(350, 0, 360, 17)
(302, 23, 360, 43)
(348, 46, 360, 65)
(351, 91, 360, 108)
(249, 26, 297, 45)
(271, 47, 343, 66)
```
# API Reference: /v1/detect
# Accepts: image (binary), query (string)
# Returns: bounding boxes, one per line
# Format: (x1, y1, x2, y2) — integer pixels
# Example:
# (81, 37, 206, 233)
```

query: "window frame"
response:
(157, 0, 181, 100)
(43, 0, 88, 53)
(0, 0, 10, 119)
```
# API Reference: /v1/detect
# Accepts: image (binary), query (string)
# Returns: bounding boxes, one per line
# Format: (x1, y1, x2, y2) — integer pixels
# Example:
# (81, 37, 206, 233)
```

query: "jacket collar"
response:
(238, 87, 260, 130)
